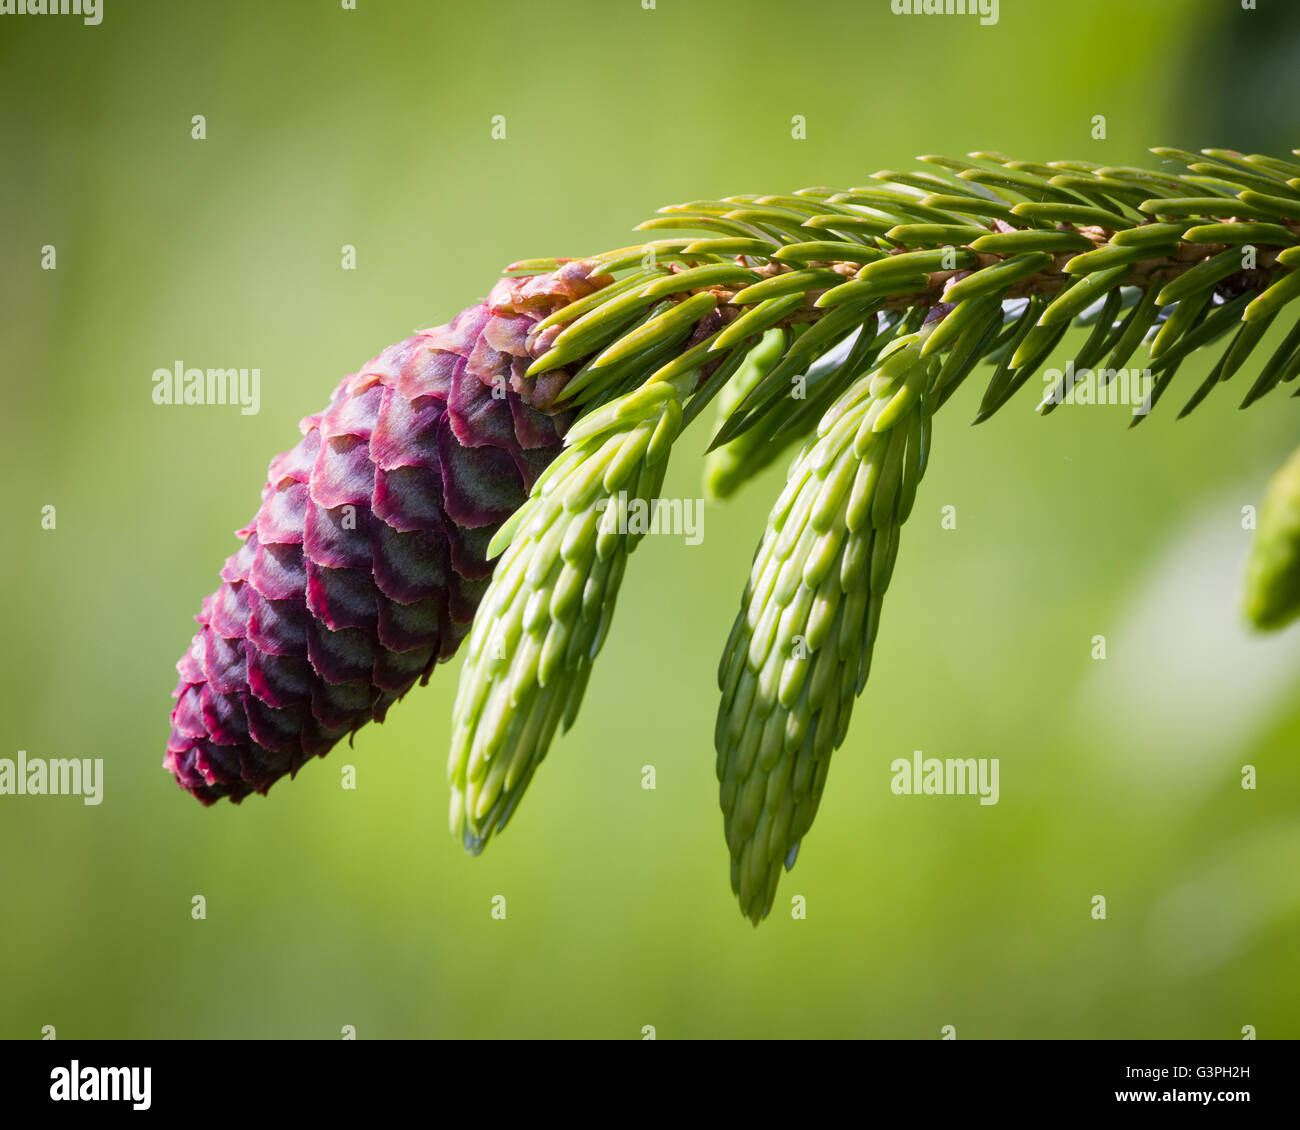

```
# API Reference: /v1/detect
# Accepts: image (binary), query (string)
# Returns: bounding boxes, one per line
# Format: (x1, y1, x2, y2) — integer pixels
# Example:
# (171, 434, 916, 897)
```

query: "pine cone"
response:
(165, 261, 612, 804)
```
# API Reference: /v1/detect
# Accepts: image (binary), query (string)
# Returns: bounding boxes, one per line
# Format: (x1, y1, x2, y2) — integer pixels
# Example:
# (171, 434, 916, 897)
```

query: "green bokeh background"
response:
(2, 0, 1298, 1039)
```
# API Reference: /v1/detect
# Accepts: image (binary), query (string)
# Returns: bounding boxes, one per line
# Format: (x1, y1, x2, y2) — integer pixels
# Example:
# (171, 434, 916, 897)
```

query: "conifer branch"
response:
(169, 147, 1300, 926)
(458, 147, 1300, 923)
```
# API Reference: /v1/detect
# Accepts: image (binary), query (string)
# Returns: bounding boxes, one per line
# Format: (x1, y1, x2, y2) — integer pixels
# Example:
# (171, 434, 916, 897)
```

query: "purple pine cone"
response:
(166, 261, 612, 804)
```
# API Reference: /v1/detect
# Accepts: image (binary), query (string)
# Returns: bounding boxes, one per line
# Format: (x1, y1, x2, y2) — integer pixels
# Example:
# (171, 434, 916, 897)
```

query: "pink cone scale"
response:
(165, 261, 613, 804)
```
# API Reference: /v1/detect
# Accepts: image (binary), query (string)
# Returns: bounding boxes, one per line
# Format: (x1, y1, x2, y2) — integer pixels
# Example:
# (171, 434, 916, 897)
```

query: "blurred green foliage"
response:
(1, 0, 1297, 1038)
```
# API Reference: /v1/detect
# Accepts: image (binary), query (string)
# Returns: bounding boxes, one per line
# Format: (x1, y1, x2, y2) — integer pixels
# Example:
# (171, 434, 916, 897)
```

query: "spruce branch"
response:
(453, 146, 1300, 923)
(716, 330, 937, 922)
(447, 372, 693, 851)
(168, 146, 1300, 927)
